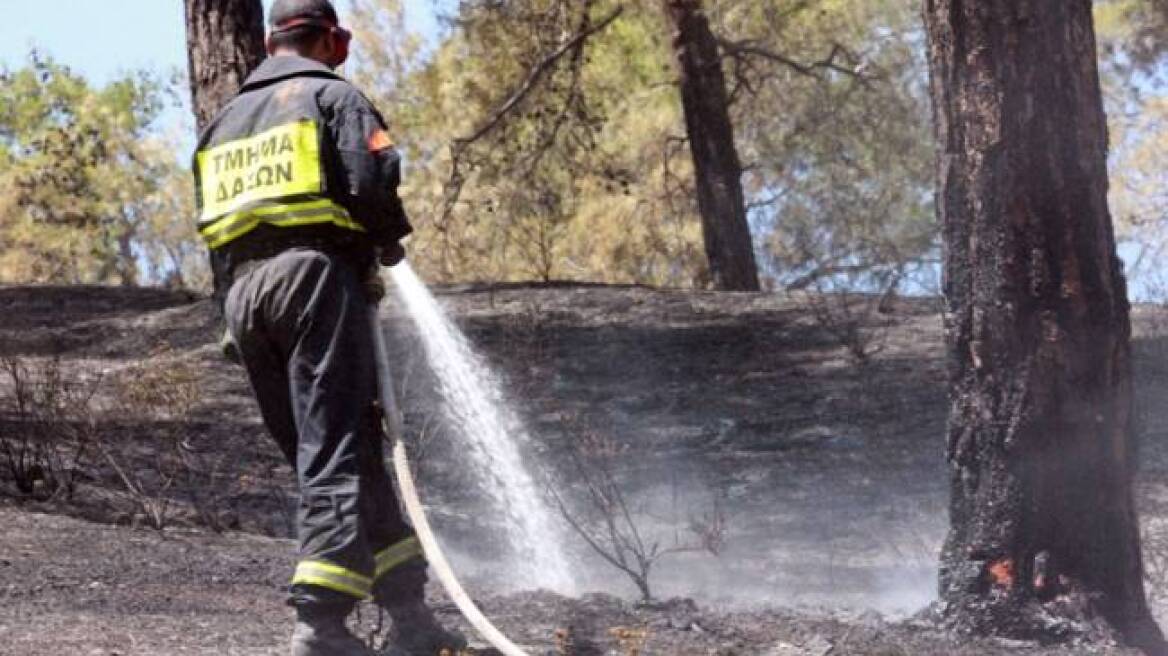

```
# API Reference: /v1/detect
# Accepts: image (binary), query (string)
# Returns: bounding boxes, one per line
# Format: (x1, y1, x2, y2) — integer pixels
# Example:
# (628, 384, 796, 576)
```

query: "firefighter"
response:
(192, 1, 466, 654)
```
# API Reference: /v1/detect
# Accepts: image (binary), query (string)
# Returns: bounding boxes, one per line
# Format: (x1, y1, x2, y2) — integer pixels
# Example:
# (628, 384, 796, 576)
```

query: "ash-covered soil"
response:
(0, 504, 1145, 656)
(2, 282, 1167, 655)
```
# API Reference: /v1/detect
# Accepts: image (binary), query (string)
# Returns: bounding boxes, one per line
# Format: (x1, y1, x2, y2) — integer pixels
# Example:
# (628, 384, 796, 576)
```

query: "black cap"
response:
(269, 0, 339, 31)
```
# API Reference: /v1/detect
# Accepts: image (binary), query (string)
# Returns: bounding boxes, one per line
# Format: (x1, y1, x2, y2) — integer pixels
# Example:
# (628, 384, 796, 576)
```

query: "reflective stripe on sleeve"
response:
(291, 559, 373, 600)
(374, 536, 423, 580)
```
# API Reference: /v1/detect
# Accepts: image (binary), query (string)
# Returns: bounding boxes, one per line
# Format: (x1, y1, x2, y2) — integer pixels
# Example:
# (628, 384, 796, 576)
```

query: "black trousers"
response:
(224, 247, 425, 610)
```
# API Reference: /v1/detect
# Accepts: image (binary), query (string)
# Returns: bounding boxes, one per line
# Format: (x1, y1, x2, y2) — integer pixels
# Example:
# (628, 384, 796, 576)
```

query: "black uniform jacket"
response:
(194, 55, 412, 285)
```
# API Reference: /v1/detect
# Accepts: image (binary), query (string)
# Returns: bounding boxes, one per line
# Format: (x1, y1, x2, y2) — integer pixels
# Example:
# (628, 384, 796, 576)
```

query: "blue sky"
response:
(1, 1, 223, 84)
(0, 2, 445, 80)
(0, 1, 442, 130)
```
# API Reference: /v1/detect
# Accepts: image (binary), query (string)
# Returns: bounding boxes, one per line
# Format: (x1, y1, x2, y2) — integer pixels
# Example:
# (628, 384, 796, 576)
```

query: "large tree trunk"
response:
(184, 0, 266, 133)
(184, 0, 266, 307)
(924, 0, 1163, 650)
(664, 0, 760, 292)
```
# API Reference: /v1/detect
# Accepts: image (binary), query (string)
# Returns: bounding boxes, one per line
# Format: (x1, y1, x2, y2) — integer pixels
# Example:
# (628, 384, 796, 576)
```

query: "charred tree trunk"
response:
(665, 0, 760, 292)
(184, 0, 266, 133)
(925, 0, 1163, 650)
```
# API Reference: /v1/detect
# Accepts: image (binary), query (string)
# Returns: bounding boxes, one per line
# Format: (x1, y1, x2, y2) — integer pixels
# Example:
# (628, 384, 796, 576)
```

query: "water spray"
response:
(386, 263, 573, 591)
(370, 262, 534, 656)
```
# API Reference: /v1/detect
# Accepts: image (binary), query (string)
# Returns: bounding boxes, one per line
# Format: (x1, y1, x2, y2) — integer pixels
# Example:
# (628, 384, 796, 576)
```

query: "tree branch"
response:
(785, 262, 880, 291)
(452, 5, 624, 149)
(438, 4, 624, 262)
(718, 39, 873, 84)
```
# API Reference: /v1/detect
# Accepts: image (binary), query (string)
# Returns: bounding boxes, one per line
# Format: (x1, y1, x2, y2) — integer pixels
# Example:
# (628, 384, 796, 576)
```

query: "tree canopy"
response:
(1097, 0, 1168, 296)
(350, 0, 936, 291)
(0, 54, 202, 288)
(0, 1, 1162, 295)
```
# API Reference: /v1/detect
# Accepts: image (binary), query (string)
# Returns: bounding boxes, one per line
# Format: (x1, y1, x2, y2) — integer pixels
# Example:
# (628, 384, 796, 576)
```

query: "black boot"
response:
(383, 601, 468, 655)
(290, 604, 373, 656)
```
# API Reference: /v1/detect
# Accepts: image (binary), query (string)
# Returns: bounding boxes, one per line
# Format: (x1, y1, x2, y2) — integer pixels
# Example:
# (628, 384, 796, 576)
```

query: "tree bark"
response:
(924, 0, 1163, 650)
(664, 0, 760, 292)
(184, 0, 266, 133)
(185, 0, 265, 306)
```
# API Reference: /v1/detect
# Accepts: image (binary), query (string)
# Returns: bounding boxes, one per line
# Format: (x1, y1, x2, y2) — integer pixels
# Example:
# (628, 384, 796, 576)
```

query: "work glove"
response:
(365, 264, 387, 304)
(366, 242, 404, 303)
(379, 241, 406, 268)
(220, 328, 242, 365)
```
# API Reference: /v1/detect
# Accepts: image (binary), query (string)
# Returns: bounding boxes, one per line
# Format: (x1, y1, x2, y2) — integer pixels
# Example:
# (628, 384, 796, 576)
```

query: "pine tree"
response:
(924, 0, 1165, 649)
(184, 0, 266, 132)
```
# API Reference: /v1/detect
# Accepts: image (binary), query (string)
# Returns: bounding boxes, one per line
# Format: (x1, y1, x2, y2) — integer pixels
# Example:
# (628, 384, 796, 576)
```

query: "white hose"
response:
(369, 307, 531, 656)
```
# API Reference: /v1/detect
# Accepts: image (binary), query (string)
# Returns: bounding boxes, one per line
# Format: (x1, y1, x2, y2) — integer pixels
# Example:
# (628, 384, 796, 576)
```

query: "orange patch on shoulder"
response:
(368, 129, 394, 152)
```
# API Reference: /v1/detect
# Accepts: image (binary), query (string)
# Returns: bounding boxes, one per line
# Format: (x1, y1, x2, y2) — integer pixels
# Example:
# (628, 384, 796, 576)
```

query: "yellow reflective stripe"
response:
(203, 218, 261, 249)
(200, 198, 336, 236)
(199, 200, 365, 249)
(293, 574, 369, 599)
(268, 208, 364, 232)
(203, 206, 345, 247)
(291, 560, 373, 600)
(374, 537, 423, 579)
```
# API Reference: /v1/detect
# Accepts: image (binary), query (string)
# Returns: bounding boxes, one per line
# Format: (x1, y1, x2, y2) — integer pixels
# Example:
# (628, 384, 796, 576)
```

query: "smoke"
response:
(380, 281, 949, 618)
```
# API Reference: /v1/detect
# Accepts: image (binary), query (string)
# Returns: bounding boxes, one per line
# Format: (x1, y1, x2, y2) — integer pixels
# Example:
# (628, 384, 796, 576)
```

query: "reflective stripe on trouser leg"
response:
(234, 251, 378, 605)
(292, 559, 373, 600)
(374, 536, 424, 581)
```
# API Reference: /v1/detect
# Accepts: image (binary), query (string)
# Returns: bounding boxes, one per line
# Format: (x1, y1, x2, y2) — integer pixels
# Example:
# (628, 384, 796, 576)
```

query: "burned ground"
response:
(1, 283, 1165, 654)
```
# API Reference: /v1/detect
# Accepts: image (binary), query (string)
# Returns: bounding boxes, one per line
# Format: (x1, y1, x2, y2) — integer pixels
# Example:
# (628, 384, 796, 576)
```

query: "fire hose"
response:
(369, 302, 531, 656)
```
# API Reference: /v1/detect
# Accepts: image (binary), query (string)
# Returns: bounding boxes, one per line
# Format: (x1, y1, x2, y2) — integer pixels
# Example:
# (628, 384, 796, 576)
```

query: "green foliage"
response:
(1096, 0, 1168, 71)
(354, 0, 697, 284)
(0, 53, 203, 288)
(350, 0, 936, 290)
(4, 2, 1161, 294)
(1096, 1, 1168, 297)
(715, 0, 936, 290)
